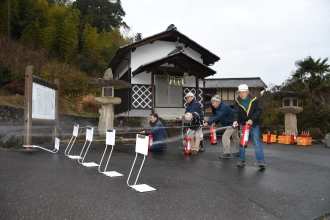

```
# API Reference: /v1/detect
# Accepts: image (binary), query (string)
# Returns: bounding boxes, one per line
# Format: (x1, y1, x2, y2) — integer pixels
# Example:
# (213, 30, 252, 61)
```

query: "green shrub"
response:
(308, 127, 324, 139)
(126, 117, 141, 127)
(3, 81, 25, 95)
(0, 64, 12, 86)
(113, 117, 119, 127)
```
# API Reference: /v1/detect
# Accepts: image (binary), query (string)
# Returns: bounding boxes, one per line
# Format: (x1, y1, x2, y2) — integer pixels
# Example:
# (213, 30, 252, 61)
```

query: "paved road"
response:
(0, 139, 329, 220)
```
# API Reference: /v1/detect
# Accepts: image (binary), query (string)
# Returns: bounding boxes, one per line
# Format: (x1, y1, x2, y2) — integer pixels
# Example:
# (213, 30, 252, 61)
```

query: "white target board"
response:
(32, 82, 56, 120)
(136, 134, 149, 156)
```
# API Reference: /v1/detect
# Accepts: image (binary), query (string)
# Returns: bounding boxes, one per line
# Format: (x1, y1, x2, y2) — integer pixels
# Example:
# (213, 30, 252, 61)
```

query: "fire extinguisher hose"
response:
(214, 125, 236, 131)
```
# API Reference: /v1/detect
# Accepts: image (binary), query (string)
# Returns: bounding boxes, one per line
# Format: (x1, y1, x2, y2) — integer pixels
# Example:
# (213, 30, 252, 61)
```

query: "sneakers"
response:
(236, 160, 245, 167)
(198, 147, 205, 152)
(191, 150, 198, 156)
(219, 153, 231, 159)
(199, 140, 205, 152)
(232, 152, 239, 156)
(259, 162, 266, 168)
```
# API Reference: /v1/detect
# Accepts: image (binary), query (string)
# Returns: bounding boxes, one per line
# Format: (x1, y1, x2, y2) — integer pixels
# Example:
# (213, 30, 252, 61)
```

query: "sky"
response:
(120, 0, 330, 87)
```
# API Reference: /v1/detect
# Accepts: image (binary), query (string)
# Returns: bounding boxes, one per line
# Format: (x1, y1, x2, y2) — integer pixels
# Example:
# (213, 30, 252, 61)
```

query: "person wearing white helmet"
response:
(178, 92, 204, 155)
(204, 95, 239, 159)
(233, 84, 266, 168)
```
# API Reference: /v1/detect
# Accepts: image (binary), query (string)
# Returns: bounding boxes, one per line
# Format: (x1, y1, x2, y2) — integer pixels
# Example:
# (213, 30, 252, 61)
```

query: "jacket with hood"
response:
(233, 94, 263, 127)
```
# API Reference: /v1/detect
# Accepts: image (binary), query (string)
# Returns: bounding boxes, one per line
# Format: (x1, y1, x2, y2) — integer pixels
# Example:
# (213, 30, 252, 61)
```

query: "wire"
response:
(177, 0, 194, 27)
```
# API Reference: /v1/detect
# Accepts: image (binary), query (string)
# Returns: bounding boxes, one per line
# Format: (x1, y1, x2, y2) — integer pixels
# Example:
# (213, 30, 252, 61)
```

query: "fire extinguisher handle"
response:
(245, 121, 252, 126)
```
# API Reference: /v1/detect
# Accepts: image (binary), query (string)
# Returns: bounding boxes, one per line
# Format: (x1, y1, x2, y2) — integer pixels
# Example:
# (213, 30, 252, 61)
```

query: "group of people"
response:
(140, 84, 266, 168)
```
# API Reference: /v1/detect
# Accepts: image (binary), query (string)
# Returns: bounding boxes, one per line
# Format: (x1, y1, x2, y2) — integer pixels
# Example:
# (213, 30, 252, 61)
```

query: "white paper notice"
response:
(86, 127, 94, 141)
(106, 130, 116, 146)
(136, 134, 148, 155)
(32, 82, 56, 120)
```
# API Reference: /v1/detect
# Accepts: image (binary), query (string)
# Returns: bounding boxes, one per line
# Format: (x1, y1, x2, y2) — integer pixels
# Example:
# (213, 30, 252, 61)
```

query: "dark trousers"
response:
(149, 142, 165, 151)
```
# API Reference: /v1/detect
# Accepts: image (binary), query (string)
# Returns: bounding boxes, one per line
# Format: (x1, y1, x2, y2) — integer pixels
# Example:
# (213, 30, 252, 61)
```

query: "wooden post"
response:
(151, 71, 155, 113)
(195, 76, 199, 101)
(52, 78, 60, 144)
(23, 66, 33, 146)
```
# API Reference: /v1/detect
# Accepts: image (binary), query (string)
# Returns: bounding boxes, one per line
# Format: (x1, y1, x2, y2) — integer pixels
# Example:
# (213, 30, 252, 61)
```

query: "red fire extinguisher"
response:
(148, 134, 153, 149)
(240, 123, 250, 148)
(210, 125, 217, 145)
(290, 132, 295, 145)
(184, 136, 191, 154)
(267, 131, 271, 144)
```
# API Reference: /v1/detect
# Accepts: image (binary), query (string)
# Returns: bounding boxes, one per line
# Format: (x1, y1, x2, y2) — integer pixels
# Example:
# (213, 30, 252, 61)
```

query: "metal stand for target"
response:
(65, 124, 80, 158)
(77, 127, 99, 167)
(127, 134, 156, 193)
(23, 137, 60, 153)
(98, 130, 123, 177)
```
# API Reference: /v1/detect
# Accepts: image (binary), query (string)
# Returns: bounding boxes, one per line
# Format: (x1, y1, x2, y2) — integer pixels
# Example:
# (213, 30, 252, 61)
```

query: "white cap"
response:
(184, 92, 195, 98)
(211, 95, 221, 102)
(237, 84, 249, 92)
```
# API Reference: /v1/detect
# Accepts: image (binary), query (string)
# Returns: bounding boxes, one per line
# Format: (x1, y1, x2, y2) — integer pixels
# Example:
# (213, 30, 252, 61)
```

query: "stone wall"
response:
(0, 105, 98, 148)
(0, 105, 189, 148)
(0, 105, 24, 126)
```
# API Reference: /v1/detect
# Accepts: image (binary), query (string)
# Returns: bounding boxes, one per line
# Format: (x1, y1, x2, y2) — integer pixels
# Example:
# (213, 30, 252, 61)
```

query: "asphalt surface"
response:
(1, 138, 329, 220)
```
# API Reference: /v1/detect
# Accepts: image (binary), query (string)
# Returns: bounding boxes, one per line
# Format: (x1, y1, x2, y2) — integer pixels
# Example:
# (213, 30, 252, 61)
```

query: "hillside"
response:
(0, 94, 101, 117)
(0, 35, 100, 117)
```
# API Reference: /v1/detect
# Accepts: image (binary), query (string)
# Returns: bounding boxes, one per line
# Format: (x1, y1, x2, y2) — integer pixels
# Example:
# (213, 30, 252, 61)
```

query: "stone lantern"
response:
(273, 90, 307, 136)
(88, 68, 131, 137)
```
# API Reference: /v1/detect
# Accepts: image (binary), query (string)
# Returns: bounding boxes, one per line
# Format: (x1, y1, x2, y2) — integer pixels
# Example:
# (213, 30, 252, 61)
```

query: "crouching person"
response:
(140, 113, 167, 151)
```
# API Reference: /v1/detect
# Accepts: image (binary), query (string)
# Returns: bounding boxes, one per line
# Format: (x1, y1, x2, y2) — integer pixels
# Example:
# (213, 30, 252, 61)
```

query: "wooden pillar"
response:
(23, 66, 33, 145)
(52, 78, 60, 144)
(195, 76, 199, 101)
(151, 71, 155, 113)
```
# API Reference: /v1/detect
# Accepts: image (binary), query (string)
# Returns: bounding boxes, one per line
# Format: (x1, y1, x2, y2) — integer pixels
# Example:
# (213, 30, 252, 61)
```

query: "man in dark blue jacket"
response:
(179, 92, 204, 155)
(204, 95, 239, 159)
(141, 113, 167, 151)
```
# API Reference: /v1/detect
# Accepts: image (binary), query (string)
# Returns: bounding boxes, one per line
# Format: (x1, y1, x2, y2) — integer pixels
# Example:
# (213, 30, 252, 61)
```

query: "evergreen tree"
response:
(292, 56, 330, 104)
(58, 8, 79, 62)
(82, 23, 99, 56)
(0, 0, 19, 38)
(72, 0, 128, 33)
(41, 4, 58, 52)
(20, 0, 50, 48)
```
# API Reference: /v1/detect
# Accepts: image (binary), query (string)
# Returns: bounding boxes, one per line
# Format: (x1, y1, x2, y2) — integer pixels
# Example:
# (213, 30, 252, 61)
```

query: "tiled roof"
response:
(107, 25, 220, 73)
(132, 51, 216, 79)
(204, 77, 267, 89)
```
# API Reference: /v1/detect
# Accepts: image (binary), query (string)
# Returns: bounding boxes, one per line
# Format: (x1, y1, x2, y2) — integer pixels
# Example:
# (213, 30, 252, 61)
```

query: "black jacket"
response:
(183, 112, 203, 131)
(233, 94, 262, 127)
